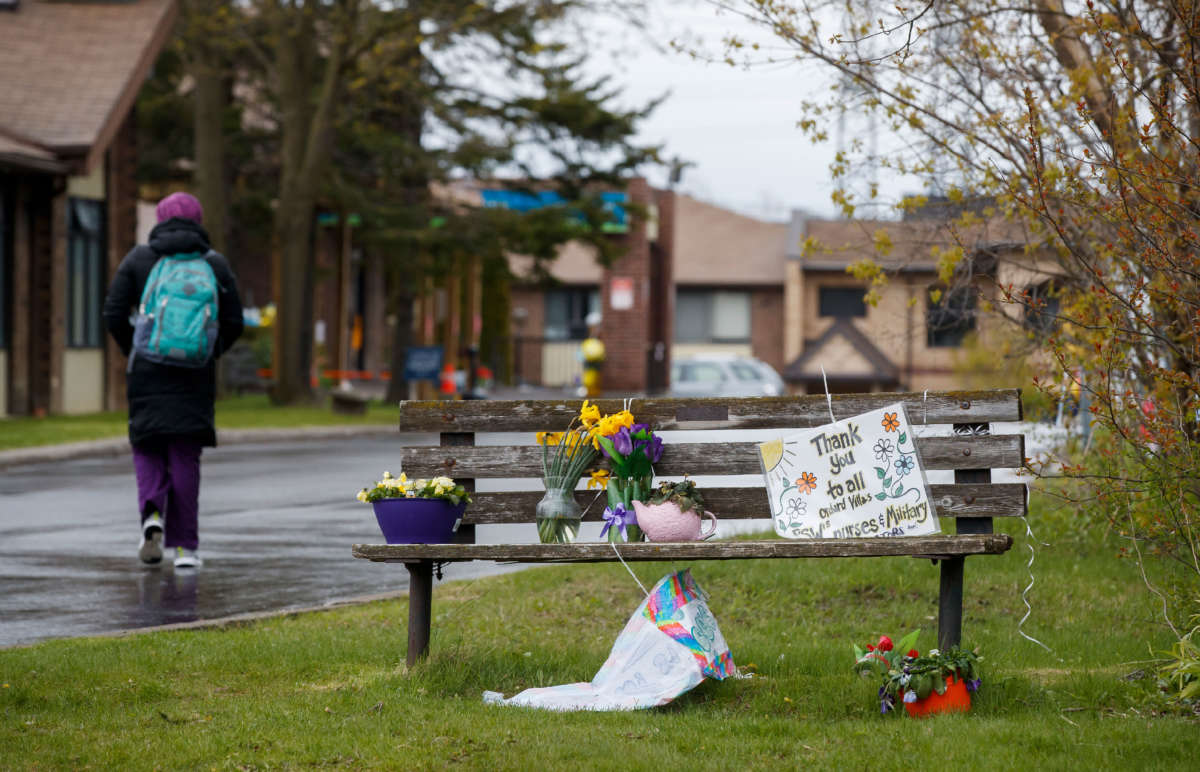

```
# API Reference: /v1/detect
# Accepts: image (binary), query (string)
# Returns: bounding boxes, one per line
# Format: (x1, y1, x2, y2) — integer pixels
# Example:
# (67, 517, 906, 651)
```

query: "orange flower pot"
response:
(903, 675, 971, 718)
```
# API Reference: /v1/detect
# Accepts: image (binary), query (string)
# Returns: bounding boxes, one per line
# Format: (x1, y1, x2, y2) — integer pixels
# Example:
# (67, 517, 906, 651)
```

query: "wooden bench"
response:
(353, 389, 1024, 666)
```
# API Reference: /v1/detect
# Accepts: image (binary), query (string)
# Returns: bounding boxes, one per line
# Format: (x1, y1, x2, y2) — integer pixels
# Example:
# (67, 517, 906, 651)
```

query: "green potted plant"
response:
(357, 472, 471, 544)
(853, 631, 981, 716)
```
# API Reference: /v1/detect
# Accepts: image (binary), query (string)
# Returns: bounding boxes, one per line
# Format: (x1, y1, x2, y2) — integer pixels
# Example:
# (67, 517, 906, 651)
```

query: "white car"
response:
(670, 355, 786, 398)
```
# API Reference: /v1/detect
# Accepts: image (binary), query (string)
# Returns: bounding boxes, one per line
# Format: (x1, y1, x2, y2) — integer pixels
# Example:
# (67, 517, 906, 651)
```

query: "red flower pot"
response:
(903, 675, 971, 718)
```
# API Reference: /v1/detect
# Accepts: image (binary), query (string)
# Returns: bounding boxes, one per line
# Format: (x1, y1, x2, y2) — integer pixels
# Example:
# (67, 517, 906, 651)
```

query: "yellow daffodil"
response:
(587, 469, 610, 490)
(613, 410, 635, 430)
(580, 400, 601, 428)
(536, 431, 564, 446)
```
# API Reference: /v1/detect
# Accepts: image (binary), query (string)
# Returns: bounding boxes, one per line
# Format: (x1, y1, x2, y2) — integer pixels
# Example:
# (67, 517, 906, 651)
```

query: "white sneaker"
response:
(138, 514, 164, 565)
(172, 547, 203, 569)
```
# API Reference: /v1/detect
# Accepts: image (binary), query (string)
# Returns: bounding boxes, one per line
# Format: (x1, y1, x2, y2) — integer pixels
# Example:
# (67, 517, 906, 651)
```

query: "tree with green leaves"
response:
(142, 0, 658, 404)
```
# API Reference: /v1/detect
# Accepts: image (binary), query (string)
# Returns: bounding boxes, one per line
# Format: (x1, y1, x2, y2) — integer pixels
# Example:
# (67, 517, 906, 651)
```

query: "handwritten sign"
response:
(758, 403, 939, 539)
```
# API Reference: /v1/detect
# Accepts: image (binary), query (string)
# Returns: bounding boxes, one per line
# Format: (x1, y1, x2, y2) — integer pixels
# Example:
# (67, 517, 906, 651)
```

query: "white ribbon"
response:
(820, 365, 835, 423)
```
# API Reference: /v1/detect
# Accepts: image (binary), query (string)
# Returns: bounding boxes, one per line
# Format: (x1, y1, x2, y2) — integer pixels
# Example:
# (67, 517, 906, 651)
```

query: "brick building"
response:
(782, 210, 1030, 393)
(509, 185, 789, 393)
(0, 0, 177, 416)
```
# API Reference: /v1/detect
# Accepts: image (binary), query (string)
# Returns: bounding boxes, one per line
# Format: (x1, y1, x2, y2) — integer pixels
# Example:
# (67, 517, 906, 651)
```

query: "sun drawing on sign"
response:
(759, 438, 800, 489)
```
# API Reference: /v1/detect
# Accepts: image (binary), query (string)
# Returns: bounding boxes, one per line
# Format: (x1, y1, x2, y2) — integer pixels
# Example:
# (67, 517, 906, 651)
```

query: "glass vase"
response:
(606, 474, 649, 542)
(536, 476, 582, 544)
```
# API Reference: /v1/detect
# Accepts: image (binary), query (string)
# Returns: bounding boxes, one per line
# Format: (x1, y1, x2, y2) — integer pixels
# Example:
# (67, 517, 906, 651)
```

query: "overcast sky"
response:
(583, 1, 921, 223)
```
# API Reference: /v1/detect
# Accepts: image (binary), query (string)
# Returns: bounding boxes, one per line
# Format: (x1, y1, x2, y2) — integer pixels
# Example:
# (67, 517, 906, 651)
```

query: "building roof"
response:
(0, 128, 66, 173)
(790, 214, 1026, 273)
(0, 0, 177, 173)
(783, 318, 900, 383)
(673, 194, 787, 285)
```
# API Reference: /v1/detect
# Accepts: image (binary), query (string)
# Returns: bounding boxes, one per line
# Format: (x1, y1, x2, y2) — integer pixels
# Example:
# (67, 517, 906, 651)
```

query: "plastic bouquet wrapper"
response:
(483, 570, 735, 711)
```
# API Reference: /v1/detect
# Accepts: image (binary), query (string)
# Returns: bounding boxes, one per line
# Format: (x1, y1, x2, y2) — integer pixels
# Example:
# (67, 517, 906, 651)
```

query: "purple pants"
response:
(132, 439, 203, 550)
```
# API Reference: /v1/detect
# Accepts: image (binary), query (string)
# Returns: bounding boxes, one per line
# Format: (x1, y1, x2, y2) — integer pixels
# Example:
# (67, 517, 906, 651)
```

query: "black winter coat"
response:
(103, 218, 244, 447)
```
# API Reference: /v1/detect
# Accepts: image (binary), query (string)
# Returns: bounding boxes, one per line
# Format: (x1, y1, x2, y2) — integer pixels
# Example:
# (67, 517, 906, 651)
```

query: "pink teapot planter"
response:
(632, 500, 718, 542)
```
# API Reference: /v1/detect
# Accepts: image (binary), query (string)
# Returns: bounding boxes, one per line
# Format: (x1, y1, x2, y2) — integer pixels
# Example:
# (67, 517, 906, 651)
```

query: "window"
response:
(68, 198, 105, 348)
(1023, 281, 1060, 334)
(544, 287, 598, 340)
(926, 285, 977, 347)
(818, 286, 867, 318)
(674, 290, 751, 343)
(673, 361, 726, 384)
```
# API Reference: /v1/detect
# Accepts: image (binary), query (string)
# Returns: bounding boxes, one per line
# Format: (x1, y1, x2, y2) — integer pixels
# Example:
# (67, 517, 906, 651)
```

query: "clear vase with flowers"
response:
(535, 421, 596, 544)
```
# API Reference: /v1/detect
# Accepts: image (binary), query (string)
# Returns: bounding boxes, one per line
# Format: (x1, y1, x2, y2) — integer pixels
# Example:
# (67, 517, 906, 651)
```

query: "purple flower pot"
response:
(371, 498, 467, 544)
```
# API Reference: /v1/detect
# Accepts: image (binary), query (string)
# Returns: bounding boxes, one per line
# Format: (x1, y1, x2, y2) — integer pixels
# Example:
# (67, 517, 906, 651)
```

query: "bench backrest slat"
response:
(460, 482, 1027, 524)
(399, 389, 1022, 433)
(399, 434, 1025, 478)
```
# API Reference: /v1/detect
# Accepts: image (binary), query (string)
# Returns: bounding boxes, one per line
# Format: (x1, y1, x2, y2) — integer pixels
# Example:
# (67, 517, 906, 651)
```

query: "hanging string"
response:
(820, 365, 835, 423)
(923, 388, 929, 426)
(1017, 508, 1057, 656)
(609, 542, 649, 595)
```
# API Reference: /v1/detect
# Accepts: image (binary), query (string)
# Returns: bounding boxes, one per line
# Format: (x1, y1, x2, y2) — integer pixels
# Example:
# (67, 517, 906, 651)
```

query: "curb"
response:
(0, 425, 397, 470)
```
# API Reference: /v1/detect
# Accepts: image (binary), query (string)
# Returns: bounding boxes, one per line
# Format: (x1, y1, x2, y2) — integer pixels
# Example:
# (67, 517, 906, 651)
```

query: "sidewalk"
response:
(0, 383, 623, 470)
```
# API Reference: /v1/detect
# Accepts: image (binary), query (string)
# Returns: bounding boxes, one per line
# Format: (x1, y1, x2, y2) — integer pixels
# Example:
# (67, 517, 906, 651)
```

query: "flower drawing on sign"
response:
(873, 438, 893, 461)
(796, 471, 818, 494)
(881, 412, 900, 432)
(893, 455, 915, 478)
(785, 498, 806, 517)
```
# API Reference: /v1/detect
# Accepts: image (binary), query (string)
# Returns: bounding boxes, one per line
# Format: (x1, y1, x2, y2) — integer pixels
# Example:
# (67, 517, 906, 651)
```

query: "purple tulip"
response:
(647, 434, 664, 462)
(612, 426, 633, 456)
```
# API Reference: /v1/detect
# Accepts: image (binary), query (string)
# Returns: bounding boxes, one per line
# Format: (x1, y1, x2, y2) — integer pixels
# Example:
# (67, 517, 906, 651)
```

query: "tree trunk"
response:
(268, 1, 350, 404)
(385, 288, 414, 403)
(192, 53, 229, 254)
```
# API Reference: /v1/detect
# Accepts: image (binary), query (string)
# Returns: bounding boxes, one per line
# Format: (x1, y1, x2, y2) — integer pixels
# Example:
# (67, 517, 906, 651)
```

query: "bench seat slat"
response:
(397, 434, 1026, 477)
(352, 534, 1013, 563)
(458, 483, 1026, 524)
(397, 390, 1021, 432)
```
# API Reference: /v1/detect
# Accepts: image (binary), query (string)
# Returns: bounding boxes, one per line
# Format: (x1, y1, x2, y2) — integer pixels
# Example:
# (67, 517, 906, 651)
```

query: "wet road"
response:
(0, 435, 541, 648)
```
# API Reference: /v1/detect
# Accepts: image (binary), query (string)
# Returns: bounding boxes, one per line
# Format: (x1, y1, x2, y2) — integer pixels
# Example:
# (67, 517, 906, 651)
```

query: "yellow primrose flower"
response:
(536, 431, 563, 446)
(399, 472, 408, 484)
(587, 469, 610, 490)
(434, 476, 454, 488)
(579, 400, 601, 428)
(382, 470, 393, 480)
(356, 489, 368, 502)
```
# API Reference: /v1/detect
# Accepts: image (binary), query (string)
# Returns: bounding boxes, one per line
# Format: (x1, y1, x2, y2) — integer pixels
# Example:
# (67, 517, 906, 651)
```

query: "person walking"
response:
(103, 192, 244, 569)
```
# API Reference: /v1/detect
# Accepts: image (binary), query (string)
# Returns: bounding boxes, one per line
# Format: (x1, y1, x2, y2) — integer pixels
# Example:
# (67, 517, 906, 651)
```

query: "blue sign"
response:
(480, 189, 628, 233)
(404, 346, 444, 381)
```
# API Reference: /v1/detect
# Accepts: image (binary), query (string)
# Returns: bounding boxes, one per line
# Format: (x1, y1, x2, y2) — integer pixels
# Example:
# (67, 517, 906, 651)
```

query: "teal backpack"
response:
(131, 251, 220, 368)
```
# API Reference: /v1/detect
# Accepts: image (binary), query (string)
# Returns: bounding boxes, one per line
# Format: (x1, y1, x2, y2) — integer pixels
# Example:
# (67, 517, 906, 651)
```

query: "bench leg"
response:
(406, 560, 434, 667)
(938, 557, 964, 651)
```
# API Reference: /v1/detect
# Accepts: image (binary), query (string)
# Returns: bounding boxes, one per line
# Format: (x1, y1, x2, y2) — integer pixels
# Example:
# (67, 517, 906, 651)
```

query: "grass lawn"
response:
(2, 498, 1198, 769)
(0, 395, 397, 452)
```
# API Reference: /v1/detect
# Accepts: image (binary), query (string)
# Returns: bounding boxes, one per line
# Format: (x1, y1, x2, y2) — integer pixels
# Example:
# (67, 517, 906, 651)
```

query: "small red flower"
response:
(878, 635, 893, 652)
(866, 644, 875, 651)
(907, 649, 919, 658)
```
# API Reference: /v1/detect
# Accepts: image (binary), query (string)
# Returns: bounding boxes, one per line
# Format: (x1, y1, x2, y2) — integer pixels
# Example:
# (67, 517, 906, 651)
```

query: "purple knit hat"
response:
(156, 192, 204, 224)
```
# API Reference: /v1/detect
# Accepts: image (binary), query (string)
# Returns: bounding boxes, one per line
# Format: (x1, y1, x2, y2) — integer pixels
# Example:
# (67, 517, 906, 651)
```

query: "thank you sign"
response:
(758, 403, 940, 539)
